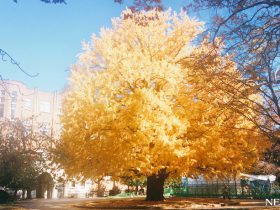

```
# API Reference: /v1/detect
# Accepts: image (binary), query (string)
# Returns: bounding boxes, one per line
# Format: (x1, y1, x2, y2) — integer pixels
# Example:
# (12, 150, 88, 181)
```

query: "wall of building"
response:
(0, 80, 62, 137)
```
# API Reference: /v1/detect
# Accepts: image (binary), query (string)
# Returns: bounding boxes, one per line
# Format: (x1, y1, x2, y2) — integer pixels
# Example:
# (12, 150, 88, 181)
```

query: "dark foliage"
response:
(13, 0, 66, 3)
(0, 190, 13, 204)
(115, 0, 163, 12)
(109, 186, 121, 196)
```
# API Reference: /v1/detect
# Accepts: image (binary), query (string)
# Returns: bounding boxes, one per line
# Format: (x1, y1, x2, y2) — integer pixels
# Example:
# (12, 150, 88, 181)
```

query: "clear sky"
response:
(0, 0, 206, 92)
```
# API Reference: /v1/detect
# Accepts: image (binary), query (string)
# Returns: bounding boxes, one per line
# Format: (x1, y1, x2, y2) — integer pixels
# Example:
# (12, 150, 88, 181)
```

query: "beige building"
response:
(0, 80, 62, 137)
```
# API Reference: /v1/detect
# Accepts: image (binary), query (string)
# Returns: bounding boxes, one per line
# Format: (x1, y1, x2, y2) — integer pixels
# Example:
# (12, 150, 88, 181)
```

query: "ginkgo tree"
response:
(57, 9, 267, 201)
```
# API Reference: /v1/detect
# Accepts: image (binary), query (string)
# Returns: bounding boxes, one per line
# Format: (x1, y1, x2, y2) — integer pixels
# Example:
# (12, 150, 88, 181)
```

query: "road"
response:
(14, 198, 101, 210)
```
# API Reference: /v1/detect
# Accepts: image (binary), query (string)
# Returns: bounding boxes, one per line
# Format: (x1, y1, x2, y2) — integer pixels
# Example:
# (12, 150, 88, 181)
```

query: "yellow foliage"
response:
(57, 9, 267, 180)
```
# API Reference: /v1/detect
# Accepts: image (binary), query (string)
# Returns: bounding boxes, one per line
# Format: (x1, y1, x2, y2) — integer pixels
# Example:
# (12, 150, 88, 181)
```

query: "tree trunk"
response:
(146, 169, 168, 201)
(13, 189, 18, 199)
(22, 189, 26, 199)
(27, 189, 32, 199)
(136, 185, 139, 195)
(36, 185, 41, 198)
(47, 188, 52, 199)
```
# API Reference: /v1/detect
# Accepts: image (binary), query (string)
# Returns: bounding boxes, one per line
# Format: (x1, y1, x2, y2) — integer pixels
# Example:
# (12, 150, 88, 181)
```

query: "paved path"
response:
(15, 198, 102, 210)
(0, 197, 277, 209)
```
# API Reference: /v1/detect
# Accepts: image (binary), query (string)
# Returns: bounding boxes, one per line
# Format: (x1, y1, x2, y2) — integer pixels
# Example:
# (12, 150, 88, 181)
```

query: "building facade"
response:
(0, 80, 62, 137)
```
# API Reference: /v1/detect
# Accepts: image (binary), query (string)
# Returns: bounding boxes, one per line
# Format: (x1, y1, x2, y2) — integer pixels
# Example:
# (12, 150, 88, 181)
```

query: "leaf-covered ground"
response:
(74, 197, 270, 209)
(0, 204, 24, 210)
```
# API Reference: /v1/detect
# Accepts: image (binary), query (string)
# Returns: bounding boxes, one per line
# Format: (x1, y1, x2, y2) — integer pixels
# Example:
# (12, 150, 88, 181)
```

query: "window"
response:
(11, 108, 15, 119)
(0, 90, 5, 103)
(58, 105, 63, 115)
(11, 92, 17, 119)
(39, 122, 50, 135)
(0, 90, 4, 116)
(23, 119, 32, 132)
(0, 104, 4, 118)
(23, 99, 32, 110)
(11, 91, 17, 103)
(39, 101, 50, 113)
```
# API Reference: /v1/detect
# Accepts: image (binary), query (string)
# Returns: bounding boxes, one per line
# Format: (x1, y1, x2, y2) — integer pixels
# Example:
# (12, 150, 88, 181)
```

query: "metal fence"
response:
(164, 178, 280, 199)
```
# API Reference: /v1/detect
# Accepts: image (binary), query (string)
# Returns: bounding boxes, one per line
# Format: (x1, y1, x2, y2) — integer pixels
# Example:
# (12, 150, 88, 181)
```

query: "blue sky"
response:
(0, 0, 207, 92)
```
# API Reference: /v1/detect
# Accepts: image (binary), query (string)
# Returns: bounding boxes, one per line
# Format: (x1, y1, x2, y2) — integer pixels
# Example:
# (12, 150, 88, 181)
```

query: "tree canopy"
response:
(0, 119, 53, 199)
(13, 0, 66, 3)
(57, 9, 267, 201)
(184, 0, 280, 181)
(115, 0, 163, 11)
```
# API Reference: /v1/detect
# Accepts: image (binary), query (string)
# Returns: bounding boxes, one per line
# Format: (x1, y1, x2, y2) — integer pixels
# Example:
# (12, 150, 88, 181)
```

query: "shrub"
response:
(0, 190, 12, 204)
(109, 186, 121, 196)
